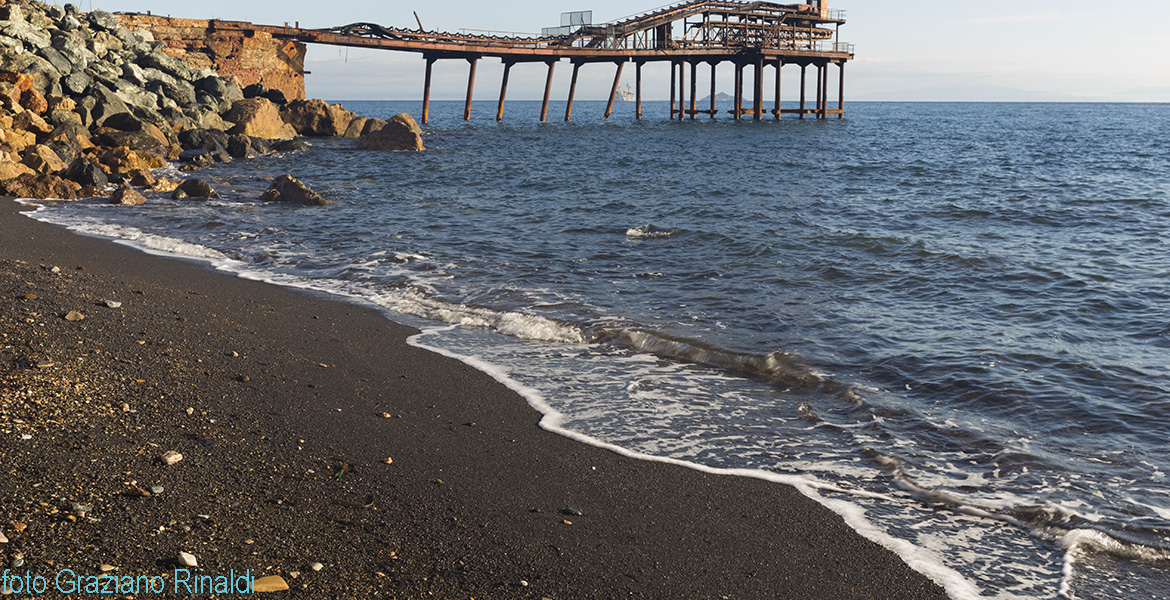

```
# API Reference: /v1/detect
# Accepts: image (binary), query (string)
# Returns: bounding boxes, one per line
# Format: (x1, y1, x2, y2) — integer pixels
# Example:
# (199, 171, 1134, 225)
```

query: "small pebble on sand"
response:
(161, 451, 183, 465)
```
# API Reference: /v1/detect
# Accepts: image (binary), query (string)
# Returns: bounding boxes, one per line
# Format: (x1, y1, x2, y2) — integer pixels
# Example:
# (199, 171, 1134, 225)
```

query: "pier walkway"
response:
(204, 0, 855, 123)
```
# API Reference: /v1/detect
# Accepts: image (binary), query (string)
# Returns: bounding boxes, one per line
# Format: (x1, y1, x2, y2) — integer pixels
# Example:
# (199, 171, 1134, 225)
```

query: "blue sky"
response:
(93, 1, 1170, 102)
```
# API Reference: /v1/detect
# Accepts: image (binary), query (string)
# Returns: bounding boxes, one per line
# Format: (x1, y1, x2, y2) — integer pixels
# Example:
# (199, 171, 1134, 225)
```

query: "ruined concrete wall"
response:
(116, 14, 306, 100)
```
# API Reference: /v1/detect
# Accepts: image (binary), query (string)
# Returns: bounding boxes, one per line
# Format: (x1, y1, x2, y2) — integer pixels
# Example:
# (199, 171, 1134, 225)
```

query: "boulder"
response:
(0, 150, 35, 180)
(42, 123, 96, 153)
(242, 82, 269, 99)
(177, 149, 213, 168)
(356, 113, 424, 151)
(137, 50, 197, 82)
(270, 139, 309, 153)
(63, 157, 109, 188)
(86, 10, 120, 31)
(127, 169, 155, 188)
(88, 84, 132, 127)
(0, 125, 36, 153)
(280, 99, 353, 137)
(110, 184, 146, 206)
(171, 178, 220, 200)
(342, 117, 386, 139)
(20, 87, 47, 113)
(263, 88, 287, 105)
(0, 172, 78, 200)
(97, 129, 168, 156)
(43, 140, 80, 163)
(0, 72, 35, 93)
(259, 174, 328, 206)
(1, 20, 51, 50)
(226, 134, 256, 159)
(100, 146, 165, 177)
(21, 144, 67, 174)
(12, 110, 53, 136)
(224, 98, 296, 140)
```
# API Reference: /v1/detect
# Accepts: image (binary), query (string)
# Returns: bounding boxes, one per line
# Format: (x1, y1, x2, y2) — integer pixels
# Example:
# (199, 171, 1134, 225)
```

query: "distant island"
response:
(698, 92, 735, 103)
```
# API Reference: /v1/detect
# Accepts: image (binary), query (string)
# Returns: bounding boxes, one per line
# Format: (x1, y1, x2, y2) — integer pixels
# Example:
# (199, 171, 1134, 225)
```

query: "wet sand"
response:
(0, 197, 948, 599)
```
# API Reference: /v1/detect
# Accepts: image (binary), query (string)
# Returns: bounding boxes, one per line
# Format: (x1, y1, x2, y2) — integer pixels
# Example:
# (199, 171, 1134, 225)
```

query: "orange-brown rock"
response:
(0, 72, 35, 93)
(0, 126, 36, 154)
(0, 150, 35, 181)
(100, 146, 166, 176)
(12, 111, 53, 137)
(0, 82, 21, 113)
(20, 88, 47, 114)
(279, 99, 353, 137)
(127, 169, 156, 188)
(224, 98, 296, 140)
(116, 14, 306, 101)
(356, 113, 424, 152)
(110, 184, 147, 206)
(47, 96, 77, 113)
(0, 172, 79, 200)
(151, 177, 180, 193)
(21, 144, 67, 175)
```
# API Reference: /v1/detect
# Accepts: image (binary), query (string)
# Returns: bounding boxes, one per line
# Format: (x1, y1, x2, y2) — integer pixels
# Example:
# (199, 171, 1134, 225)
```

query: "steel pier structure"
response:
(205, 0, 854, 123)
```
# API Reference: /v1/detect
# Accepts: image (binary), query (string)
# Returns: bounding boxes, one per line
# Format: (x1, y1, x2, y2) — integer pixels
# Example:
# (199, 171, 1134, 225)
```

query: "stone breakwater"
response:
(0, 0, 422, 203)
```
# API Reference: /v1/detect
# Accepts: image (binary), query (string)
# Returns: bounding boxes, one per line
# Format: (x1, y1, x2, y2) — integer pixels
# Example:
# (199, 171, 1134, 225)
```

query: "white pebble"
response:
(177, 552, 198, 568)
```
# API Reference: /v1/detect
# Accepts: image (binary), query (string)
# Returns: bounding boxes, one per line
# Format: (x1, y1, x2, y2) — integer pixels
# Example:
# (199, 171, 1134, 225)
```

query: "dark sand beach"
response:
(0, 197, 948, 599)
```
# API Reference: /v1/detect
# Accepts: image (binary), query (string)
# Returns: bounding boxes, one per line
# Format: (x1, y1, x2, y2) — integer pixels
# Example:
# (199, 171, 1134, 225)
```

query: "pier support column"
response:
(820, 63, 829, 119)
(677, 59, 686, 121)
(604, 61, 625, 120)
(496, 60, 513, 122)
(463, 57, 478, 121)
(754, 57, 763, 121)
(733, 62, 743, 120)
(565, 61, 581, 122)
(673, 61, 683, 120)
(814, 64, 823, 120)
(422, 56, 435, 124)
(774, 58, 782, 120)
(683, 60, 692, 119)
(709, 61, 717, 119)
(540, 61, 556, 123)
(799, 64, 806, 119)
(838, 62, 845, 119)
(635, 61, 643, 120)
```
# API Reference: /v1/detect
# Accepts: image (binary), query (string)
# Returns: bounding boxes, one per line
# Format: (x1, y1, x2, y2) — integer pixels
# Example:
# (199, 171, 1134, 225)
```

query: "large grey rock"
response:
(88, 83, 132, 126)
(0, 5, 24, 21)
(137, 50, 197, 82)
(59, 14, 81, 31)
(98, 130, 167, 156)
(114, 85, 160, 112)
(39, 46, 73, 77)
(142, 68, 196, 106)
(85, 61, 121, 87)
(121, 62, 148, 87)
(63, 71, 91, 96)
(20, 55, 62, 95)
(64, 157, 107, 187)
(51, 30, 88, 64)
(87, 10, 120, 31)
(1, 20, 50, 49)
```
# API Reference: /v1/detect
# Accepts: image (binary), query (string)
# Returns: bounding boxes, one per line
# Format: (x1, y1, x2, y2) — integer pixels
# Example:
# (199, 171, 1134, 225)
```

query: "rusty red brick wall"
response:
(116, 14, 306, 100)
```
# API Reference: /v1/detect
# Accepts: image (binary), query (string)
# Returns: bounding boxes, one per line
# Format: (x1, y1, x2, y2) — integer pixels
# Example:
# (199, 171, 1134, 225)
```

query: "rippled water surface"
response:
(31, 101, 1170, 599)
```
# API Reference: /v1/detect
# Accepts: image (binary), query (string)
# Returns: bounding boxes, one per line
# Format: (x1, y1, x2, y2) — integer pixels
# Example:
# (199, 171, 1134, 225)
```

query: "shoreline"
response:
(1, 197, 948, 599)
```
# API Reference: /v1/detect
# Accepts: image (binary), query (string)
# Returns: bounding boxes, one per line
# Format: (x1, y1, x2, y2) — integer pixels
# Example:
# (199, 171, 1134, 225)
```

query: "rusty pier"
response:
(202, 0, 854, 123)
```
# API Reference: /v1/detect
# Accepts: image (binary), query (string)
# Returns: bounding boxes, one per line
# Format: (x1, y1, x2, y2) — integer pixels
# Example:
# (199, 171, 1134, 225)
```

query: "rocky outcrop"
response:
(0, 0, 427, 201)
(224, 98, 296, 140)
(356, 113, 424, 151)
(259, 174, 328, 206)
(279, 99, 353, 137)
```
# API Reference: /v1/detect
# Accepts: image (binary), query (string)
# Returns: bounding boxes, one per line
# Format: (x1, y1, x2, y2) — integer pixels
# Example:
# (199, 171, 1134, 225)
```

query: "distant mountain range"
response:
(697, 92, 734, 103)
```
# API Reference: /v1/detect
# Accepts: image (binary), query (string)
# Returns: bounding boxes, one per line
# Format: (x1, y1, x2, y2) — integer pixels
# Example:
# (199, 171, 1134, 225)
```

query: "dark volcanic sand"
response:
(0, 198, 949, 599)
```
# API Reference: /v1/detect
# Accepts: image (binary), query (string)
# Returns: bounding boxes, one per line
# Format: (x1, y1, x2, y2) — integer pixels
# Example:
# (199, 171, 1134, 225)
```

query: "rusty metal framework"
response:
(189, 0, 853, 124)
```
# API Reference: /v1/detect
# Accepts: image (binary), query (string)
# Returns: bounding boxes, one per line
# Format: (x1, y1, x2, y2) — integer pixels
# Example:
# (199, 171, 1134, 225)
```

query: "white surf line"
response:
(408, 325, 986, 600)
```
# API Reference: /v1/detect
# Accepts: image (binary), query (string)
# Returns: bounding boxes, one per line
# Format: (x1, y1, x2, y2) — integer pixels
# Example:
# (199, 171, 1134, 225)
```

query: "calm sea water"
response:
(30, 100, 1170, 599)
